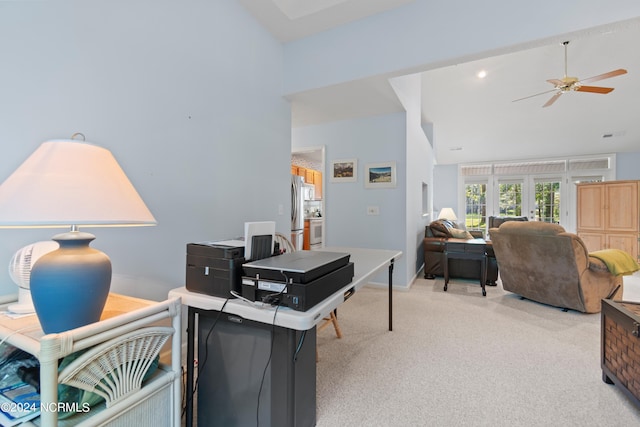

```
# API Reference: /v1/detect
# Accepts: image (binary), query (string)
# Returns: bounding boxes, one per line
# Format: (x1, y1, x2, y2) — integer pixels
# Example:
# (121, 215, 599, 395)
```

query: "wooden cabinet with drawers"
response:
(577, 180, 639, 261)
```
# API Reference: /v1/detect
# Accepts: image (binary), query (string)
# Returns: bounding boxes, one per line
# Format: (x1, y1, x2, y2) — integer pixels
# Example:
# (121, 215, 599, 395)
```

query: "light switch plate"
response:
(367, 206, 380, 215)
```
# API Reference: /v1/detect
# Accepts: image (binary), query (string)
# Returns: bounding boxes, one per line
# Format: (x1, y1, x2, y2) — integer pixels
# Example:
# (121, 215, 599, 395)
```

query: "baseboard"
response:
(364, 281, 410, 292)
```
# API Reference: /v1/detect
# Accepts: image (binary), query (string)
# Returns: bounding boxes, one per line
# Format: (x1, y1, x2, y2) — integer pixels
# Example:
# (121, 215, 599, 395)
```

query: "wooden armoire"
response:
(576, 180, 639, 262)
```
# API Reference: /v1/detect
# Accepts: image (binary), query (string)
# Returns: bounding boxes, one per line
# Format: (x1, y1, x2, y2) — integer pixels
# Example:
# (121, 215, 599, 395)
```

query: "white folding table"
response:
(169, 246, 402, 427)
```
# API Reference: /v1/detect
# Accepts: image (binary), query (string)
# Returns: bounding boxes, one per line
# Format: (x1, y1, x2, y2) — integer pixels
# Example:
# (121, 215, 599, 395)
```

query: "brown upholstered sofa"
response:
(488, 215, 528, 229)
(490, 221, 623, 313)
(486, 215, 528, 239)
(423, 219, 498, 285)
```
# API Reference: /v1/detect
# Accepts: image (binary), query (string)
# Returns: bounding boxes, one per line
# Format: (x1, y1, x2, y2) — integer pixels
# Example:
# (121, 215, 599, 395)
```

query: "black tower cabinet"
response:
(196, 309, 316, 427)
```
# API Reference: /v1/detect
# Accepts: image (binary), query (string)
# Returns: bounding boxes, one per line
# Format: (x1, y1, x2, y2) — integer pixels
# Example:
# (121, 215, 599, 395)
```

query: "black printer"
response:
(241, 251, 354, 311)
(185, 242, 245, 298)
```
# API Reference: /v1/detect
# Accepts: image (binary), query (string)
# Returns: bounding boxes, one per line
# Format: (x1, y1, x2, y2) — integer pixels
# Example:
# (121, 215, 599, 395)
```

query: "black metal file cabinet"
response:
(192, 307, 316, 427)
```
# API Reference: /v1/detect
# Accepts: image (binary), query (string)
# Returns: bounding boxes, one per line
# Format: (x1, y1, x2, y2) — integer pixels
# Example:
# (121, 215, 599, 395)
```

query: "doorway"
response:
(495, 175, 562, 223)
(291, 146, 326, 247)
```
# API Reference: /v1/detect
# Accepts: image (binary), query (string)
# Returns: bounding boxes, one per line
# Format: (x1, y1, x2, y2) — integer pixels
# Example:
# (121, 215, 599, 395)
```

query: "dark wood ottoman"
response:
(601, 298, 640, 408)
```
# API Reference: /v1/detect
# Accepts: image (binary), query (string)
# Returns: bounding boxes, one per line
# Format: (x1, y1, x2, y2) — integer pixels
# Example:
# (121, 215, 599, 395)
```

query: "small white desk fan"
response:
(8, 241, 59, 314)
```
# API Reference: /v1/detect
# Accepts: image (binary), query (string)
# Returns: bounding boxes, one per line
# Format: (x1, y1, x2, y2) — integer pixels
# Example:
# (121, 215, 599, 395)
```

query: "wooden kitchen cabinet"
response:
(577, 180, 639, 261)
(291, 164, 323, 199)
(313, 170, 322, 199)
(297, 166, 307, 179)
(304, 169, 314, 185)
(303, 220, 310, 250)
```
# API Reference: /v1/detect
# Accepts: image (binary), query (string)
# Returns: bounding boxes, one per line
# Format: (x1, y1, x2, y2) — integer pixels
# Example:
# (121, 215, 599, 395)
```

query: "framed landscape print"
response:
(330, 159, 357, 182)
(365, 161, 396, 188)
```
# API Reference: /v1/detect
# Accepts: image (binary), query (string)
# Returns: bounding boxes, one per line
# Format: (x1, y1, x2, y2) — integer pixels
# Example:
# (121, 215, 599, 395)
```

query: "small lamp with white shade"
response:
(437, 208, 458, 221)
(0, 135, 156, 333)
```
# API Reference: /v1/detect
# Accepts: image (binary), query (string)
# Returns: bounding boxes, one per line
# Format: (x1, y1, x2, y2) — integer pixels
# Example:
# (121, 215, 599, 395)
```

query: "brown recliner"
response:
(490, 221, 623, 313)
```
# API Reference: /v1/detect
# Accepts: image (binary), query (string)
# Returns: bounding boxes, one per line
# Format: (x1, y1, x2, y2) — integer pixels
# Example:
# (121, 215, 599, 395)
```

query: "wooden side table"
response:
(443, 239, 487, 296)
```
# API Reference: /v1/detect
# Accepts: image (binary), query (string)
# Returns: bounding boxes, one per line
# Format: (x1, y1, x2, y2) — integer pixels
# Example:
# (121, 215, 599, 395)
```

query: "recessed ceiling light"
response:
(477, 70, 487, 79)
(450, 147, 463, 151)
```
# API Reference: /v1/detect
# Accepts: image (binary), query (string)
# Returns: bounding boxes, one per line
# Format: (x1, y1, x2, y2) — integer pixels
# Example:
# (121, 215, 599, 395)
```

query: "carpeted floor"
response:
(315, 272, 640, 426)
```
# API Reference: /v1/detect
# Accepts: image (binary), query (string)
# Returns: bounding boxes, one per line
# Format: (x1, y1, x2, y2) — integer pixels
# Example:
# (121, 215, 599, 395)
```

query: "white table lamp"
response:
(438, 208, 458, 221)
(0, 136, 156, 333)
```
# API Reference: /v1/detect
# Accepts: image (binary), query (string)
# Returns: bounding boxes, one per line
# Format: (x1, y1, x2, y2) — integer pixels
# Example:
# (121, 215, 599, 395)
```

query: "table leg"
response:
(186, 307, 196, 427)
(389, 258, 394, 331)
(443, 252, 449, 292)
(481, 256, 487, 297)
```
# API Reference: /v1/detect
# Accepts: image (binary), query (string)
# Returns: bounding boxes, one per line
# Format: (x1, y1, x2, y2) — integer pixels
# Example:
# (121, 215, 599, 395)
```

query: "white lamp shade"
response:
(0, 140, 156, 228)
(438, 208, 458, 221)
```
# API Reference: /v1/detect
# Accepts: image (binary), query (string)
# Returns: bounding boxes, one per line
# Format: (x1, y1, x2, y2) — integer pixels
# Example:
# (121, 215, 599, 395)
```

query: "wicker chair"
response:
(274, 232, 296, 254)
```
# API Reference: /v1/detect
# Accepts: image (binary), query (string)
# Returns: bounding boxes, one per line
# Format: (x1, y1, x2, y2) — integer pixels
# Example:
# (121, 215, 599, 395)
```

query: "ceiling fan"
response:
(513, 41, 627, 107)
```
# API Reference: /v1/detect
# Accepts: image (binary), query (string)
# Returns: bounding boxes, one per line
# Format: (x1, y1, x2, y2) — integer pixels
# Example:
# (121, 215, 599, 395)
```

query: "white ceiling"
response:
(240, 0, 640, 165)
(237, 0, 415, 42)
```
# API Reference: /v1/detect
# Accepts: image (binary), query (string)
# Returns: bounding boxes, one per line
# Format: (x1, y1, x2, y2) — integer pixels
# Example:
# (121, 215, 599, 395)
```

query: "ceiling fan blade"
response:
(579, 68, 627, 84)
(512, 88, 558, 103)
(542, 92, 562, 108)
(546, 79, 565, 86)
(576, 85, 614, 94)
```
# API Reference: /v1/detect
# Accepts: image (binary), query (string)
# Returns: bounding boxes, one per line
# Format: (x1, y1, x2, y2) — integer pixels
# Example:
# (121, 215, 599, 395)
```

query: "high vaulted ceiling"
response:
(240, 0, 640, 165)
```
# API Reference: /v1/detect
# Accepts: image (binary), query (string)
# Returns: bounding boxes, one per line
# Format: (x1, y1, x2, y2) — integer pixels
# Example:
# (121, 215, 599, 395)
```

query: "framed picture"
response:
(365, 162, 396, 188)
(330, 159, 357, 182)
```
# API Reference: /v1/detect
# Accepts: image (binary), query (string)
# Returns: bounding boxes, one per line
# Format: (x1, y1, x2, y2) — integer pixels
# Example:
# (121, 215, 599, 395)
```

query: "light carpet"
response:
(315, 272, 640, 426)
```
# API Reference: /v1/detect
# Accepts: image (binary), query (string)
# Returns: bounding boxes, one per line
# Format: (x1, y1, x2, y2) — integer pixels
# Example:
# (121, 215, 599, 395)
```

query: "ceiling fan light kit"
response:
(514, 40, 627, 107)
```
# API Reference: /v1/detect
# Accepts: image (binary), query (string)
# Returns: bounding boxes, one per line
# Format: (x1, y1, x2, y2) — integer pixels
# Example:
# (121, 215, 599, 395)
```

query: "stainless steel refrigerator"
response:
(291, 174, 304, 250)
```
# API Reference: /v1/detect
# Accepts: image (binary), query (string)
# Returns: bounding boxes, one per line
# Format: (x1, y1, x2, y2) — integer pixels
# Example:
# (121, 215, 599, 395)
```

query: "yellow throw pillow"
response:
(449, 228, 474, 239)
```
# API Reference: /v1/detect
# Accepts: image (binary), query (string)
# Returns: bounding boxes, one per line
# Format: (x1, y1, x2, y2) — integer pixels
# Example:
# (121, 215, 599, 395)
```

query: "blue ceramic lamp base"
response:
(30, 231, 112, 334)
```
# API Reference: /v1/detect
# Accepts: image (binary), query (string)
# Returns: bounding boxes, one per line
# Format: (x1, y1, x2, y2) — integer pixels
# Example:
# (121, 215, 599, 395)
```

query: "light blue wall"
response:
(433, 165, 459, 217)
(390, 74, 434, 281)
(3, 0, 639, 301)
(0, 1, 291, 300)
(292, 113, 408, 286)
(617, 152, 640, 180)
(283, 0, 640, 283)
